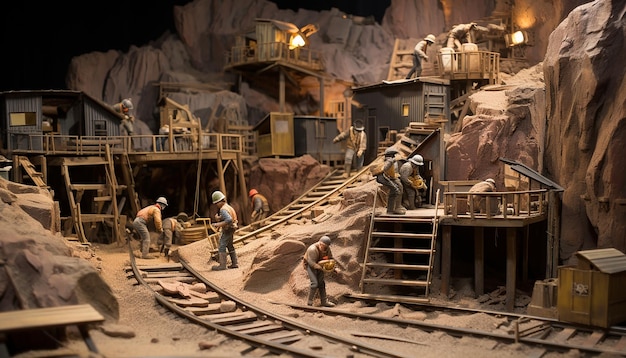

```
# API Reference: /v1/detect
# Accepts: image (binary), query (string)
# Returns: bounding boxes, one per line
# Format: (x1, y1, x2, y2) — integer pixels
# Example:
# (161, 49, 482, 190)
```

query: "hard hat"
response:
(249, 189, 258, 197)
(156, 196, 168, 207)
(486, 178, 496, 185)
(384, 147, 399, 157)
(319, 235, 331, 246)
(470, 22, 477, 28)
(212, 191, 226, 204)
(353, 119, 365, 131)
(425, 34, 436, 43)
(121, 98, 133, 110)
(409, 154, 424, 166)
(176, 212, 188, 222)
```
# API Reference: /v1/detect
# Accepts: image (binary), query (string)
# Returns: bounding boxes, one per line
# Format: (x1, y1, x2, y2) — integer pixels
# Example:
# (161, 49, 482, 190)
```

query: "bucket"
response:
(461, 43, 480, 72)
(461, 43, 478, 52)
(439, 47, 455, 73)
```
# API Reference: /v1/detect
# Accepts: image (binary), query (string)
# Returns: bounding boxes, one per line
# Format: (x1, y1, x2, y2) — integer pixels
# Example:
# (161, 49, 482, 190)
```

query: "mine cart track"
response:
(127, 245, 412, 358)
(127, 243, 626, 357)
(209, 166, 370, 253)
(277, 298, 626, 356)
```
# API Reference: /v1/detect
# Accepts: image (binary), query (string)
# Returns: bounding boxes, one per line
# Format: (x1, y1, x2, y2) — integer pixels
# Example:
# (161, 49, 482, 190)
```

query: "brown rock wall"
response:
(543, 0, 626, 259)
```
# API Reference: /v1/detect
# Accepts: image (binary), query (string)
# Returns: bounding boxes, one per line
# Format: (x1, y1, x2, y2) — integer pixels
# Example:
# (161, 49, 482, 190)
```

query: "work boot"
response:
(228, 251, 239, 269)
(394, 196, 407, 215)
(386, 194, 397, 214)
(212, 252, 227, 271)
(343, 163, 351, 178)
(141, 239, 154, 258)
(307, 289, 316, 306)
(319, 286, 335, 307)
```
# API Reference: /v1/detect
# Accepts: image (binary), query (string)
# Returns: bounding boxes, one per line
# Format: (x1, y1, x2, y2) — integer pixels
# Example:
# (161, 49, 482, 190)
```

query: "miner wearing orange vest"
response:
(133, 197, 167, 259)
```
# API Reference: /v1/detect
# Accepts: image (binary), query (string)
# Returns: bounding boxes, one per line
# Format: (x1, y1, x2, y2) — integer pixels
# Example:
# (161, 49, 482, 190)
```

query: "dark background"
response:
(0, 1, 388, 92)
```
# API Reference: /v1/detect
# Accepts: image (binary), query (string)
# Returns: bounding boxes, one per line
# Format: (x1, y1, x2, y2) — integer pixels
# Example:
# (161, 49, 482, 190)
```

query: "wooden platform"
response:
(0, 304, 104, 355)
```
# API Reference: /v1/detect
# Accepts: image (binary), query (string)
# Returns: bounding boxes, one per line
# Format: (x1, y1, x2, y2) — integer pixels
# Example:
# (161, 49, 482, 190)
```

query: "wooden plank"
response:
(552, 327, 576, 343)
(362, 278, 428, 287)
(0, 304, 104, 332)
(203, 311, 257, 325)
(582, 330, 604, 347)
(184, 303, 223, 315)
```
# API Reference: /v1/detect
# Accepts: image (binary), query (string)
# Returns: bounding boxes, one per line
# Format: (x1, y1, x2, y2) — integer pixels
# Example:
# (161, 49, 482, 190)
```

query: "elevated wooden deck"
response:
(9, 133, 247, 163)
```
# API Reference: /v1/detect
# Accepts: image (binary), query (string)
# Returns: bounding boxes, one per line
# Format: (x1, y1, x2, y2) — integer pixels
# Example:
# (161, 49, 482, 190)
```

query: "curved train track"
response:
(127, 246, 409, 358)
(128, 248, 626, 357)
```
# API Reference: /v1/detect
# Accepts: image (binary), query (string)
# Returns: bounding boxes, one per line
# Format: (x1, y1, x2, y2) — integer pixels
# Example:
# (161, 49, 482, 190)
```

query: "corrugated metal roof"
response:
(577, 248, 626, 274)
(499, 157, 564, 191)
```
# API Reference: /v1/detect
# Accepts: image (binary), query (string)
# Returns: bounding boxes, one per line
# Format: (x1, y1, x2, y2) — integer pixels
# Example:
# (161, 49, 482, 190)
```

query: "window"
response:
(9, 112, 36, 126)
(402, 104, 410, 117)
(94, 120, 107, 136)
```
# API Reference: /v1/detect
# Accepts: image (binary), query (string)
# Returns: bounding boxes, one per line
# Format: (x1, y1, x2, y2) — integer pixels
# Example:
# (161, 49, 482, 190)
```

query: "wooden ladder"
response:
(61, 145, 123, 244)
(17, 156, 47, 189)
(358, 190, 441, 302)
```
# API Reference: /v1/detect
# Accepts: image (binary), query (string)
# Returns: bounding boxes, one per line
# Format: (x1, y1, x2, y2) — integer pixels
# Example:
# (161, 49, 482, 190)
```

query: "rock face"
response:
(543, 0, 626, 260)
(247, 154, 330, 213)
(0, 178, 118, 319)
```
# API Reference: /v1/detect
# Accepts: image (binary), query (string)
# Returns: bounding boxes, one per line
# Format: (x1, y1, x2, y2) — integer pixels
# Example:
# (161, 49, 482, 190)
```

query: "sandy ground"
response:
(10, 235, 579, 358)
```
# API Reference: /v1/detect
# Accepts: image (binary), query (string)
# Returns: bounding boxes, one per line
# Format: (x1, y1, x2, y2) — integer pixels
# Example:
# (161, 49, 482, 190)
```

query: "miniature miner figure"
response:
(333, 119, 367, 178)
(406, 34, 436, 79)
(158, 212, 189, 258)
(211, 191, 239, 270)
(132, 197, 168, 259)
(468, 178, 497, 213)
(112, 98, 135, 136)
(446, 22, 490, 50)
(303, 235, 338, 307)
(248, 189, 270, 226)
(399, 154, 428, 210)
(376, 147, 406, 215)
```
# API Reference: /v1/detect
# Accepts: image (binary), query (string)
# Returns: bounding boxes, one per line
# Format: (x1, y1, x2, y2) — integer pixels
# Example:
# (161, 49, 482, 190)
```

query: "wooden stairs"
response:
(357, 190, 441, 303)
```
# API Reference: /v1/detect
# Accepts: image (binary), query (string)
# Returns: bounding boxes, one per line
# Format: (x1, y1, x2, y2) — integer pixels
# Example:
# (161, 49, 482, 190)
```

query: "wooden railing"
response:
(224, 42, 323, 71)
(9, 133, 244, 156)
(436, 50, 500, 84)
(443, 189, 549, 219)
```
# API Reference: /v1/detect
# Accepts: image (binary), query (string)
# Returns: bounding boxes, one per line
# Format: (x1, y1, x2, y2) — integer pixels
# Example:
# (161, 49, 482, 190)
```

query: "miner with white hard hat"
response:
(303, 235, 337, 307)
(406, 34, 436, 79)
(399, 154, 428, 210)
(376, 147, 406, 215)
(211, 191, 239, 271)
(132, 196, 168, 259)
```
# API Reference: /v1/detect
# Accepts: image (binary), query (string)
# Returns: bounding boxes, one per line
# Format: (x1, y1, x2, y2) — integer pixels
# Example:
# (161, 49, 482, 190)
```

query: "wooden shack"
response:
(253, 112, 294, 158)
(293, 115, 343, 165)
(1, 90, 124, 152)
(557, 248, 626, 328)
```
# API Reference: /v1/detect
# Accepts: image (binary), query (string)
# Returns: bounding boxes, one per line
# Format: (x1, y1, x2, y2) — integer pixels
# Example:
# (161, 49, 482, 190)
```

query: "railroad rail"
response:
(280, 296, 626, 356)
(126, 244, 411, 358)
(207, 165, 370, 254)
(128, 241, 626, 357)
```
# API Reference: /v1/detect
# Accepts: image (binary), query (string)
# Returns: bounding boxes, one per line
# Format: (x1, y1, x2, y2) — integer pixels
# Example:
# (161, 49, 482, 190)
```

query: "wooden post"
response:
(441, 225, 452, 297)
(506, 227, 517, 311)
(474, 226, 484, 296)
